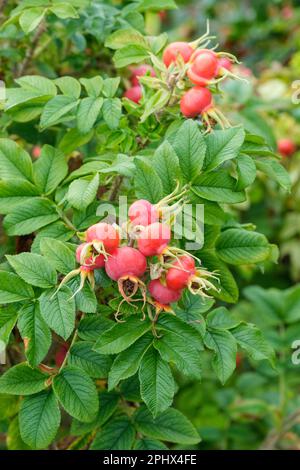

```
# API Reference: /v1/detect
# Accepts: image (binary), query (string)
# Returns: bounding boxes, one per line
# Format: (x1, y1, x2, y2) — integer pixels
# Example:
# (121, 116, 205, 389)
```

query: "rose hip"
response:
(137, 222, 171, 257)
(128, 199, 158, 227)
(166, 255, 196, 290)
(148, 279, 182, 305)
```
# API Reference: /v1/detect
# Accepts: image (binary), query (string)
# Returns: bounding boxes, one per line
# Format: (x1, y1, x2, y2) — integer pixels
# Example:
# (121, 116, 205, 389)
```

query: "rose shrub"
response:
(0, 0, 292, 451)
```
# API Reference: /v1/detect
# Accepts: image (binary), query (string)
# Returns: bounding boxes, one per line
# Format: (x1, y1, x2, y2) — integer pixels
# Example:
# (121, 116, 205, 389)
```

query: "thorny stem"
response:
(16, 21, 46, 78)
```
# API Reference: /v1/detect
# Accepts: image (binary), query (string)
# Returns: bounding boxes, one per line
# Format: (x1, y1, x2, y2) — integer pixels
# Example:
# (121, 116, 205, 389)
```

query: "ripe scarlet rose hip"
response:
(163, 42, 193, 67)
(105, 247, 147, 281)
(187, 50, 219, 86)
(180, 87, 212, 118)
(166, 255, 196, 290)
(278, 138, 296, 157)
(123, 85, 142, 103)
(128, 199, 158, 227)
(148, 279, 182, 305)
(137, 222, 171, 257)
(86, 223, 119, 251)
(131, 65, 156, 86)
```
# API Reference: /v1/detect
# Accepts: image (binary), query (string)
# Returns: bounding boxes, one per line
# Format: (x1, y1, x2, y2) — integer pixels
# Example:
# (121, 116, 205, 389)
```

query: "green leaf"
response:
(3, 197, 59, 236)
(0, 139, 33, 182)
(19, 7, 45, 34)
(19, 390, 60, 449)
(134, 438, 168, 450)
(94, 316, 151, 355)
(140, 88, 170, 122)
(139, 347, 175, 417)
(80, 76, 103, 98)
(15, 75, 57, 97)
(70, 279, 98, 314)
(157, 314, 203, 351)
(39, 286, 76, 340)
(204, 329, 237, 384)
(0, 271, 34, 304)
(243, 285, 282, 326)
(33, 145, 68, 194)
(172, 119, 206, 182)
(108, 333, 153, 390)
(102, 98, 122, 130)
(0, 179, 40, 214)
(204, 127, 245, 171)
(0, 363, 47, 395)
(54, 76, 81, 99)
(78, 315, 114, 341)
(192, 171, 246, 203)
(91, 416, 135, 450)
(134, 407, 200, 444)
(105, 28, 148, 50)
(235, 154, 257, 191)
(31, 221, 75, 254)
(67, 174, 99, 210)
(154, 330, 202, 379)
(40, 95, 79, 129)
(255, 157, 291, 192)
(216, 229, 271, 265)
(0, 306, 18, 343)
(50, 3, 79, 19)
(153, 141, 180, 195)
(100, 154, 135, 177)
(102, 78, 121, 98)
(137, 0, 177, 11)
(231, 324, 275, 365)
(97, 390, 119, 426)
(18, 303, 51, 367)
(77, 97, 103, 134)
(59, 128, 94, 154)
(40, 238, 75, 274)
(206, 307, 240, 330)
(69, 341, 112, 378)
(114, 44, 149, 68)
(7, 252, 57, 288)
(134, 159, 163, 203)
(53, 366, 99, 422)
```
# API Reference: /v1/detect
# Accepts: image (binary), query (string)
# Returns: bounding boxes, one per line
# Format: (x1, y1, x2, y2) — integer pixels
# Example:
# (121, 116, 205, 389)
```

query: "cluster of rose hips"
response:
(59, 190, 216, 320)
(123, 27, 242, 131)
